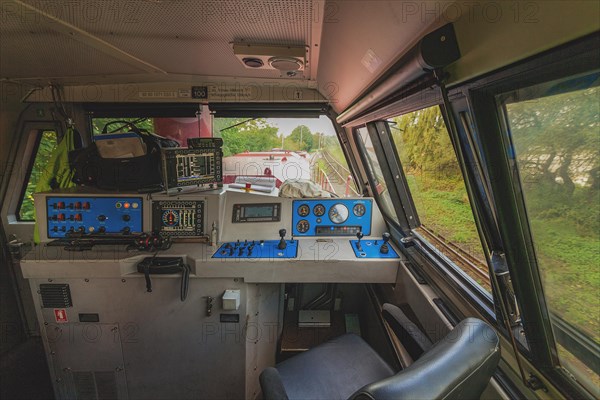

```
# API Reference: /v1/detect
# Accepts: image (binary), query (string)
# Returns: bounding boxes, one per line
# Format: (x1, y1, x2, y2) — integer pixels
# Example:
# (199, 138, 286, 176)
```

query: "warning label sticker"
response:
(54, 309, 68, 323)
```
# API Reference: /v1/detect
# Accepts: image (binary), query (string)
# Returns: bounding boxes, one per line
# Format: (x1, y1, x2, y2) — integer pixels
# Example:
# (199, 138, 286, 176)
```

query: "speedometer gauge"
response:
(328, 204, 349, 224)
(313, 204, 326, 216)
(298, 204, 310, 217)
(296, 220, 310, 233)
(353, 203, 366, 217)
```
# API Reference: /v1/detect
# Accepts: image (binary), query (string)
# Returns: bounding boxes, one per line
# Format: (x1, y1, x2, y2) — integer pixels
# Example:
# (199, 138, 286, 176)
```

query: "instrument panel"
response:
(292, 199, 373, 236)
(46, 196, 143, 238)
(152, 200, 204, 237)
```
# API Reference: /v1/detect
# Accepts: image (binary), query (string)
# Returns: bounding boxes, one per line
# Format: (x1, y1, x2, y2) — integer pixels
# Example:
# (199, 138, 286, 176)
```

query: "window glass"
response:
(18, 130, 58, 220)
(503, 75, 599, 392)
(355, 127, 397, 222)
(91, 116, 356, 195)
(389, 106, 490, 290)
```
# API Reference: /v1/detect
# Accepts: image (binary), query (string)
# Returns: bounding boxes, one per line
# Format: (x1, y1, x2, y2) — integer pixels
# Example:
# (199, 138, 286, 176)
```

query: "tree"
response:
(392, 106, 460, 182)
(214, 118, 280, 156)
(285, 125, 313, 151)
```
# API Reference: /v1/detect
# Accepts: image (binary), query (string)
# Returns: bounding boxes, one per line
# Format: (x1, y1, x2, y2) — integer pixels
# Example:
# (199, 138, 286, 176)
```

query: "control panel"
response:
(292, 199, 373, 236)
(46, 196, 143, 238)
(212, 229, 297, 259)
(350, 233, 399, 258)
(152, 200, 204, 237)
(212, 240, 298, 259)
(232, 203, 281, 223)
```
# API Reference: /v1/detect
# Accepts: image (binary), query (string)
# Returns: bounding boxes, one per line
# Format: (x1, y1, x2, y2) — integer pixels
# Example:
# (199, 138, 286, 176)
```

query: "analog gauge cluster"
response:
(292, 199, 373, 236)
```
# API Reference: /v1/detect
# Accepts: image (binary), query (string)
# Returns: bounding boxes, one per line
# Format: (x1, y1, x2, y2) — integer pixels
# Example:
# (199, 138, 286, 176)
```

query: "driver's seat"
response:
(259, 304, 500, 400)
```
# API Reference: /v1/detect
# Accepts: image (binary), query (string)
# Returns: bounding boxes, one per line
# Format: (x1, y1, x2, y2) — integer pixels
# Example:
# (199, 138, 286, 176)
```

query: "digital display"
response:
(243, 206, 275, 218)
(232, 203, 281, 223)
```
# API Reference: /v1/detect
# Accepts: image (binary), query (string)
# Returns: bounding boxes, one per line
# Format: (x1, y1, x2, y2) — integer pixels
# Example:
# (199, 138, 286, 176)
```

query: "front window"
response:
(91, 115, 357, 196)
(502, 73, 599, 393)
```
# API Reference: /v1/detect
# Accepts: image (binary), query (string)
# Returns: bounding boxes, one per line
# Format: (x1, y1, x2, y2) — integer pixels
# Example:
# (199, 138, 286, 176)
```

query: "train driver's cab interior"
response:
(0, 1, 598, 400)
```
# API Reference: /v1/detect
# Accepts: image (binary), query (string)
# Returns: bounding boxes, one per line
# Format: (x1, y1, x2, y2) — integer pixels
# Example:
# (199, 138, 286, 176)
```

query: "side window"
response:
(388, 106, 490, 291)
(18, 130, 58, 221)
(502, 75, 599, 393)
(354, 127, 398, 222)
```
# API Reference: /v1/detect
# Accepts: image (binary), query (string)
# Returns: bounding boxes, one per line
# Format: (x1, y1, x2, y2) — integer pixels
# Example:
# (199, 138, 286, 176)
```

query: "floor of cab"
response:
(0, 338, 54, 400)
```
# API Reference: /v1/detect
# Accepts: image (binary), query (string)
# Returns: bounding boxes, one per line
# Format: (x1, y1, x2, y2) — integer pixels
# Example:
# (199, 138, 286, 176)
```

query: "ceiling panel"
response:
(3, 0, 318, 80)
(0, 15, 143, 79)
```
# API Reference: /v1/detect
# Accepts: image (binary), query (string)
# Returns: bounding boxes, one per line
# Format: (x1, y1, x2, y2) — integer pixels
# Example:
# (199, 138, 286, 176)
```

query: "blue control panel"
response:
(350, 239, 399, 259)
(46, 196, 143, 238)
(292, 199, 373, 236)
(212, 240, 298, 259)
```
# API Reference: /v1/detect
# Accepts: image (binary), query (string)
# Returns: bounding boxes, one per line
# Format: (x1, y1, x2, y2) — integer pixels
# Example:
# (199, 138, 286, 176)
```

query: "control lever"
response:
(380, 232, 390, 254)
(278, 229, 287, 250)
(356, 231, 363, 251)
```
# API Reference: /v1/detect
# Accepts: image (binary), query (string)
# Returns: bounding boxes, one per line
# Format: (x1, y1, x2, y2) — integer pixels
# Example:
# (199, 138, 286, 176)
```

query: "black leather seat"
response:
(260, 304, 500, 400)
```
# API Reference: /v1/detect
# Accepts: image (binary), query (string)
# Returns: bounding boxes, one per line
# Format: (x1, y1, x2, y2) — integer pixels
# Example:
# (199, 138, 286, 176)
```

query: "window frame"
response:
(348, 103, 498, 320)
(465, 32, 600, 398)
(16, 129, 59, 221)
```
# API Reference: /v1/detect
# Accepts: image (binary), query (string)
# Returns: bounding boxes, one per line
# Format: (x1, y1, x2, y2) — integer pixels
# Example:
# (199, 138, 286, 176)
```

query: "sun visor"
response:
(337, 23, 460, 125)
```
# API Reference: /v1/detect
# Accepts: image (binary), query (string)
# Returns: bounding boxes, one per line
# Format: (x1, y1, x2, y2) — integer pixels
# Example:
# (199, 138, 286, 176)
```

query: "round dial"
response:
(296, 220, 310, 234)
(162, 210, 179, 226)
(328, 204, 349, 224)
(298, 204, 310, 217)
(313, 204, 326, 216)
(353, 203, 366, 217)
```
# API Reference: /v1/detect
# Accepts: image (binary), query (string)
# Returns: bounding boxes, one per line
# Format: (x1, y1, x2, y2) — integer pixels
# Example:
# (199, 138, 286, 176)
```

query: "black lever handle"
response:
(278, 229, 287, 250)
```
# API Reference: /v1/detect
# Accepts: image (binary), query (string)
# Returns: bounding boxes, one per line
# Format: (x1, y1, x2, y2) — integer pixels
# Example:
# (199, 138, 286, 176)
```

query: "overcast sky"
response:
(268, 115, 337, 137)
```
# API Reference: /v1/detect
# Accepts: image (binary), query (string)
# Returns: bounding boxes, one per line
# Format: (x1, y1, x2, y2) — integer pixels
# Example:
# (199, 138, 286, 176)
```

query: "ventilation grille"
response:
(40, 284, 73, 308)
(73, 371, 118, 400)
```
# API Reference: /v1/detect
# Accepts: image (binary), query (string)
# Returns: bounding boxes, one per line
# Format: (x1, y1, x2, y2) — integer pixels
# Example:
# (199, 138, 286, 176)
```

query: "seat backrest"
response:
(350, 317, 500, 400)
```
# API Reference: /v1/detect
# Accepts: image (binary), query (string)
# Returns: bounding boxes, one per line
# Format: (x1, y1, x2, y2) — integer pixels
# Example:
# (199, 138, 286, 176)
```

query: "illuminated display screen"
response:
(244, 205, 275, 218)
(232, 203, 281, 223)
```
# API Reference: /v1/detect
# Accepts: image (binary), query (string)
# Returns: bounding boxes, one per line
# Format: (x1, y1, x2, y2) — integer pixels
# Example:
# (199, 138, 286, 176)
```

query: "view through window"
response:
(388, 106, 490, 291)
(92, 116, 357, 197)
(19, 130, 58, 220)
(504, 76, 599, 393)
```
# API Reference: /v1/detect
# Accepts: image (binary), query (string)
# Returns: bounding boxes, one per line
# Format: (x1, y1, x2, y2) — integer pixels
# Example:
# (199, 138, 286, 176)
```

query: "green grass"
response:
(406, 174, 486, 262)
(405, 173, 599, 342)
(531, 219, 600, 341)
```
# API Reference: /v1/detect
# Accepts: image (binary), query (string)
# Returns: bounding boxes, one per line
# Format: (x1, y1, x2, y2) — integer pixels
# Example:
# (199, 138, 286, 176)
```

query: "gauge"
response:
(296, 220, 310, 234)
(298, 204, 310, 217)
(162, 210, 179, 226)
(313, 204, 326, 216)
(353, 203, 366, 217)
(328, 204, 349, 224)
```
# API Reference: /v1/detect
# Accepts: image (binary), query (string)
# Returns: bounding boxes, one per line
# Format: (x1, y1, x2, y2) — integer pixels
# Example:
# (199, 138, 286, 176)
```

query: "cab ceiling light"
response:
(269, 57, 303, 72)
(233, 43, 306, 73)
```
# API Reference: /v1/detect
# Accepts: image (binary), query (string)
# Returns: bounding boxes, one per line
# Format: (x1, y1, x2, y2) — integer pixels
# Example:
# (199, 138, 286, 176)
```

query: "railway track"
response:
(417, 226, 491, 290)
(315, 150, 360, 196)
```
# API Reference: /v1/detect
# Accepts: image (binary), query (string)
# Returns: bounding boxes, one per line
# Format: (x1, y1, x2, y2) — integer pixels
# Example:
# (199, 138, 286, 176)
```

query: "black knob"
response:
(382, 233, 390, 243)
(98, 215, 106, 222)
(122, 227, 131, 234)
(122, 215, 131, 222)
(380, 232, 390, 254)
(98, 227, 106, 233)
(278, 229, 287, 250)
(356, 231, 364, 241)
